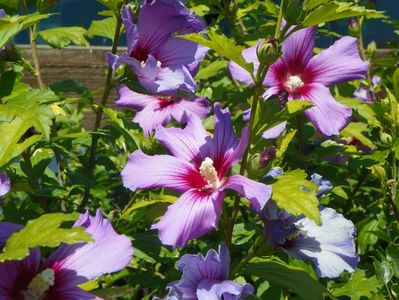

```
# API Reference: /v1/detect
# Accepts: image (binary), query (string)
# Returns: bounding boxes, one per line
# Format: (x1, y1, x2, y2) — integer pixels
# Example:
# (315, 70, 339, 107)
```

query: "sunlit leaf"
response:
(38, 26, 90, 49)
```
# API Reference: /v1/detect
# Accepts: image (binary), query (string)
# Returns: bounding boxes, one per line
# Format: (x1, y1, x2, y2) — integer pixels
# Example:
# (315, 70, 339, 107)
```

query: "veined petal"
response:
(121, 6, 139, 54)
(151, 189, 224, 247)
(0, 172, 10, 197)
(155, 115, 213, 165)
(136, 0, 204, 55)
(45, 210, 133, 284)
(213, 103, 238, 161)
(0, 249, 40, 299)
(167, 244, 230, 298)
(122, 150, 203, 192)
(224, 174, 271, 213)
(282, 26, 317, 73)
(196, 279, 254, 300)
(115, 85, 156, 110)
(169, 97, 210, 124)
(305, 36, 368, 86)
(46, 287, 101, 300)
(285, 207, 358, 278)
(301, 83, 352, 136)
(133, 102, 173, 137)
(228, 43, 259, 86)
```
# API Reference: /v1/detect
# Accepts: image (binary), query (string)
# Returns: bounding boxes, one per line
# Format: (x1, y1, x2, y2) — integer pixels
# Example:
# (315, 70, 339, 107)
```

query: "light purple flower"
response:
(164, 244, 254, 299)
(107, 1, 208, 95)
(353, 75, 381, 103)
(116, 85, 210, 136)
(229, 27, 369, 136)
(0, 172, 10, 197)
(122, 103, 271, 247)
(262, 173, 358, 278)
(0, 210, 133, 300)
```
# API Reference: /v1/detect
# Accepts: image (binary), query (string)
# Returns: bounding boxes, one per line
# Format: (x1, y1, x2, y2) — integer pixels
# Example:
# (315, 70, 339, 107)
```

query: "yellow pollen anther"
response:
(23, 268, 55, 300)
(286, 75, 304, 91)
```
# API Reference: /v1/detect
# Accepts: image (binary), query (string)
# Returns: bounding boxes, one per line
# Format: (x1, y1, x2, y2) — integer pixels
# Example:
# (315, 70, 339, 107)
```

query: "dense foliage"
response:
(0, 0, 399, 299)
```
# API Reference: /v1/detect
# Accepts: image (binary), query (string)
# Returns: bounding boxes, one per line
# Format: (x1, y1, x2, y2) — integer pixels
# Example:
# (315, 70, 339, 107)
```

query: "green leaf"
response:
(338, 97, 381, 127)
(195, 60, 228, 80)
(178, 28, 253, 73)
(121, 198, 175, 220)
(271, 170, 320, 223)
(244, 257, 328, 300)
(357, 218, 379, 254)
(3, 87, 59, 105)
(304, 0, 329, 11)
(0, 13, 50, 48)
(0, 213, 92, 262)
(87, 16, 117, 40)
(302, 1, 385, 27)
(386, 246, 399, 279)
(96, 0, 124, 12)
(341, 122, 375, 150)
(0, 0, 19, 13)
(0, 99, 54, 168)
(332, 269, 381, 300)
(275, 130, 297, 160)
(38, 26, 90, 49)
(375, 260, 393, 285)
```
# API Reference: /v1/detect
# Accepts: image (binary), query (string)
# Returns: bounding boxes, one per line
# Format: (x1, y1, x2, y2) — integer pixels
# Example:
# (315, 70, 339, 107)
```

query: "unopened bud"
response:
(259, 146, 276, 167)
(256, 38, 281, 66)
(283, 0, 305, 25)
(367, 41, 377, 59)
(348, 18, 360, 37)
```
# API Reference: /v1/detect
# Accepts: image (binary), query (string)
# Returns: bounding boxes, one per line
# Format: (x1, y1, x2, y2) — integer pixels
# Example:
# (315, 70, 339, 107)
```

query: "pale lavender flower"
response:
(0, 210, 133, 299)
(262, 173, 358, 278)
(107, 1, 208, 94)
(229, 26, 368, 136)
(353, 75, 381, 103)
(0, 172, 10, 197)
(115, 85, 210, 137)
(164, 244, 253, 299)
(122, 103, 271, 247)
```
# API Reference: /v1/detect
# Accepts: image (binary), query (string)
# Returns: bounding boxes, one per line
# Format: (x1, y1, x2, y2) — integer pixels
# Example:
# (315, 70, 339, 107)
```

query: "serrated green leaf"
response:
(244, 257, 328, 300)
(0, 13, 50, 48)
(271, 170, 320, 223)
(332, 269, 381, 300)
(302, 1, 385, 27)
(338, 97, 381, 127)
(286, 100, 313, 114)
(96, 0, 124, 12)
(276, 130, 297, 160)
(195, 60, 228, 80)
(304, 0, 329, 11)
(121, 198, 175, 220)
(87, 16, 117, 40)
(38, 26, 90, 49)
(0, 98, 54, 168)
(0, 213, 92, 262)
(178, 28, 253, 73)
(4, 87, 59, 105)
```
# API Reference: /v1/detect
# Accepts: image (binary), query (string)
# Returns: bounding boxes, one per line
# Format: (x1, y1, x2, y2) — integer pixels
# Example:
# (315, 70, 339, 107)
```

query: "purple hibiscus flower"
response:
(229, 26, 368, 136)
(0, 172, 10, 197)
(353, 75, 381, 103)
(115, 85, 210, 137)
(262, 173, 358, 278)
(122, 103, 272, 247)
(162, 244, 253, 299)
(107, 1, 208, 95)
(0, 210, 133, 299)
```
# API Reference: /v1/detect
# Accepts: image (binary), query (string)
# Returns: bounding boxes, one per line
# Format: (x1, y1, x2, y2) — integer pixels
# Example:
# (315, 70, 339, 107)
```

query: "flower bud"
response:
(256, 37, 281, 66)
(259, 146, 276, 167)
(283, 0, 305, 25)
(367, 41, 377, 59)
(348, 18, 360, 37)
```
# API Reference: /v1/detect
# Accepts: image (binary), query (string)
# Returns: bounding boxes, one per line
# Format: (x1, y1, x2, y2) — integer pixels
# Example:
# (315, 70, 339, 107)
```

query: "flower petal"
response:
(0, 222, 22, 248)
(224, 174, 271, 213)
(115, 85, 156, 110)
(301, 83, 352, 136)
(151, 189, 224, 247)
(167, 244, 230, 298)
(228, 43, 259, 86)
(45, 210, 133, 284)
(168, 97, 210, 124)
(196, 279, 254, 300)
(46, 286, 101, 300)
(0, 249, 40, 299)
(122, 150, 202, 192)
(155, 115, 213, 165)
(305, 36, 368, 86)
(282, 26, 317, 72)
(121, 6, 139, 54)
(285, 207, 359, 278)
(136, 0, 204, 55)
(0, 172, 10, 197)
(262, 122, 287, 139)
(133, 102, 173, 137)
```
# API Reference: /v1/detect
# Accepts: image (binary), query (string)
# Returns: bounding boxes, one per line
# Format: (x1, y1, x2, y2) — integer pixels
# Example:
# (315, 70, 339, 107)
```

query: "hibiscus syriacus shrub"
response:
(1, 0, 399, 299)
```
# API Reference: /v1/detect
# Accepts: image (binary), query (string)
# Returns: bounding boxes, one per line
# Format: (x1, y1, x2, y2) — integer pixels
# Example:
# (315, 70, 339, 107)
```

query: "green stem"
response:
(80, 12, 123, 210)
(274, 0, 285, 40)
(296, 115, 306, 169)
(230, 250, 256, 277)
